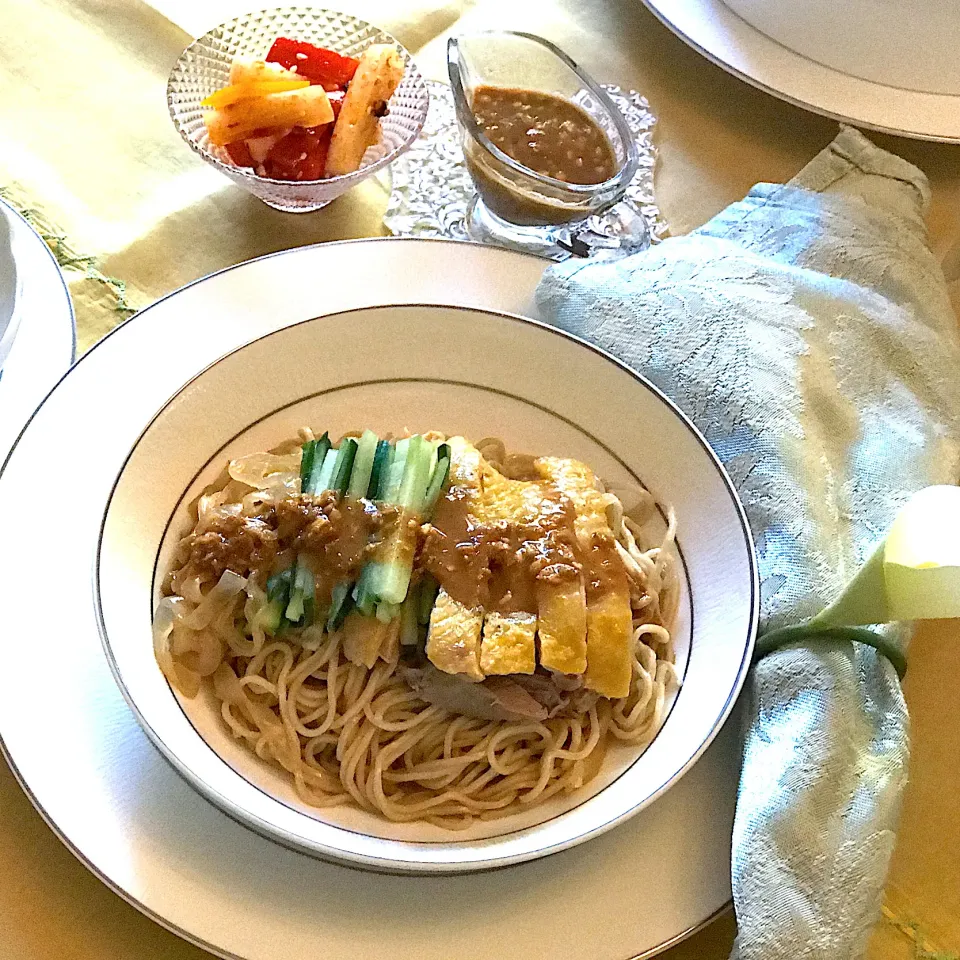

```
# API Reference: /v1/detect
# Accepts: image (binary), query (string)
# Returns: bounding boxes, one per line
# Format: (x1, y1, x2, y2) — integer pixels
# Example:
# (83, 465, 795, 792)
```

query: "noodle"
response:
(155, 433, 680, 828)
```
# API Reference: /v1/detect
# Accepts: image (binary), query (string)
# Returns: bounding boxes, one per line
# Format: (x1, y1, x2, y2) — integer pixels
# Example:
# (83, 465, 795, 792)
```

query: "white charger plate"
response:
(641, 0, 960, 141)
(0, 197, 75, 457)
(96, 302, 755, 873)
(0, 238, 745, 957)
(0, 204, 22, 370)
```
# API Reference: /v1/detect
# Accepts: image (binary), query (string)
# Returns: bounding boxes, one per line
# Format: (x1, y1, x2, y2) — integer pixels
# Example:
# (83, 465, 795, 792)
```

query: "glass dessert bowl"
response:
(168, 8, 429, 213)
(448, 32, 642, 256)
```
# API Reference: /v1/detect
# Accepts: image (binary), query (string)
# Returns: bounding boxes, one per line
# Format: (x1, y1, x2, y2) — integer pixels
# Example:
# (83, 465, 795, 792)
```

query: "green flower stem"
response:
(753, 623, 907, 680)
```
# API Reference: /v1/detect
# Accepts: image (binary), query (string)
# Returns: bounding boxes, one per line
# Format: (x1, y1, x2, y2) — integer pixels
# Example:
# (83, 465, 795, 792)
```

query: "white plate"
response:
(96, 302, 756, 873)
(0, 197, 75, 456)
(0, 205, 22, 370)
(641, 0, 960, 142)
(0, 238, 745, 956)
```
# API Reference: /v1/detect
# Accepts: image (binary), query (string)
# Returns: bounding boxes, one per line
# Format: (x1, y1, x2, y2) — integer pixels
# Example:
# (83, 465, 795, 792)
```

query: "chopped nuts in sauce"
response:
(471, 85, 616, 186)
(179, 492, 389, 589)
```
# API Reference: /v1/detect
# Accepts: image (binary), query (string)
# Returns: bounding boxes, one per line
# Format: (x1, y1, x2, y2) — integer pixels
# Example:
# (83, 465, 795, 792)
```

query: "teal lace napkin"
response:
(536, 127, 960, 959)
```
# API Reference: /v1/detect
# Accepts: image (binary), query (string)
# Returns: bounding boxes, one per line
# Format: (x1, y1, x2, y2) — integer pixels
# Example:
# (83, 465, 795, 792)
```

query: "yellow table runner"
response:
(1, 1, 958, 958)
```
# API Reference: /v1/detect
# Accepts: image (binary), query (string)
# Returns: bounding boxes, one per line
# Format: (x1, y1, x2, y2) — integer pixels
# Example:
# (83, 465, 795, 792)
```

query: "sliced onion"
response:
(184, 569, 247, 630)
(228, 451, 300, 492)
(170, 623, 223, 676)
(176, 573, 205, 605)
(153, 596, 182, 683)
(153, 596, 201, 696)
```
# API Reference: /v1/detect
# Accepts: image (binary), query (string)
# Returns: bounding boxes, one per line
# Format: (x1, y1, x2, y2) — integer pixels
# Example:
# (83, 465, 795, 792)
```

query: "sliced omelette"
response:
(535, 457, 633, 699)
(480, 611, 537, 675)
(423, 438, 486, 681)
(421, 438, 633, 700)
(426, 587, 484, 681)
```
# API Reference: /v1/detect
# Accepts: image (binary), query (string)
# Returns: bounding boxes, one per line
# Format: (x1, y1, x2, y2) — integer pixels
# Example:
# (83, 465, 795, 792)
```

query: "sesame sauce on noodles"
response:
(154, 431, 680, 828)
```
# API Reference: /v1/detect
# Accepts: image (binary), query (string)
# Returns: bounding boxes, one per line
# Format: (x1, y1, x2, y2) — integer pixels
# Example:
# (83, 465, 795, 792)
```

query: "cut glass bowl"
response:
(168, 7, 430, 213)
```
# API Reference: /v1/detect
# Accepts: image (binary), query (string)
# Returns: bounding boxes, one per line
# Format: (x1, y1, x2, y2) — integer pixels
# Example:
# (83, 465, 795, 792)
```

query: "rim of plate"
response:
(640, 0, 960, 142)
(0, 195, 77, 368)
(94, 300, 759, 873)
(0, 239, 742, 959)
(0, 240, 526, 481)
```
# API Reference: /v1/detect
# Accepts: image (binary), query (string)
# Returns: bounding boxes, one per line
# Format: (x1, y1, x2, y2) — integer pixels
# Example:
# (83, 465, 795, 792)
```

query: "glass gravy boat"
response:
(448, 32, 644, 257)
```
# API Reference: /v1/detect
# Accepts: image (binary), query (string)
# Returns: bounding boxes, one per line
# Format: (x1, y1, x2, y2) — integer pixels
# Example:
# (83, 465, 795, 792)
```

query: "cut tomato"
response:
(266, 37, 359, 87)
(225, 140, 255, 167)
(261, 125, 332, 181)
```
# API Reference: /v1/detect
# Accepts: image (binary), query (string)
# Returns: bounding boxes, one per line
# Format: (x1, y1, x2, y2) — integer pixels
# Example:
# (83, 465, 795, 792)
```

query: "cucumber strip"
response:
(299, 440, 317, 492)
(285, 587, 304, 624)
(327, 580, 354, 632)
(369, 525, 416, 606)
(367, 439, 392, 499)
(267, 568, 293, 601)
(314, 446, 338, 493)
(299, 564, 316, 625)
(304, 432, 331, 494)
(397, 435, 433, 510)
(381, 437, 410, 502)
(347, 430, 378, 498)
(259, 598, 285, 633)
(258, 600, 284, 634)
(285, 561, 315, 624)
(260, 568, 293, 633)
(284, 562, 303, 623)
(349, 436, 439, 622)
(420, 444, 451, 517)
(358, 436, 437, 611)
(330, 439, 358, 495)
(351, 565, 378, 616)
(375, 438, 435, 604)
(375, 600, 401, 624)
(399, 585, 420, 645)
(417, 573, 439, 625)
(351, 440, 403, 615)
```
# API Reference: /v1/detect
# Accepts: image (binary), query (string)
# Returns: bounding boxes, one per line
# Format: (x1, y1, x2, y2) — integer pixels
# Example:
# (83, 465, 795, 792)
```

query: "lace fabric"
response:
(536, 127, 960, 960)
(382, 80, 666, 245)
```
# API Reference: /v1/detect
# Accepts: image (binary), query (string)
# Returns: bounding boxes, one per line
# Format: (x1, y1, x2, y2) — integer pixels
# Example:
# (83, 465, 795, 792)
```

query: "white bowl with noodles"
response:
(95, 303, 758, 874)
